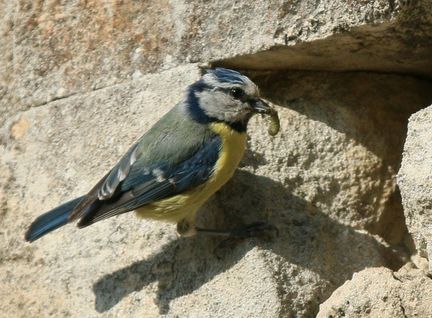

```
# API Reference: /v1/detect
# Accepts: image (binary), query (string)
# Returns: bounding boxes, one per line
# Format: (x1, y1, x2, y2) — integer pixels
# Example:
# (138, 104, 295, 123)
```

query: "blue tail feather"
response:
(25, 196, 84, 242)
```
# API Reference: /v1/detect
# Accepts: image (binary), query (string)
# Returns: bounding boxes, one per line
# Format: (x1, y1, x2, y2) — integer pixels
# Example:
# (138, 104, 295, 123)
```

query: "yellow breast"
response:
(205, 122, 247, 190)
(136, 122, 247, 222)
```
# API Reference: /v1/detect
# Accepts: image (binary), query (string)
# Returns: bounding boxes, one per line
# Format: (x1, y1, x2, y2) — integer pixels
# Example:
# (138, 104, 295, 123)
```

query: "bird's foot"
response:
(196, 222, 279, 258)
(230, 221, 279, 240)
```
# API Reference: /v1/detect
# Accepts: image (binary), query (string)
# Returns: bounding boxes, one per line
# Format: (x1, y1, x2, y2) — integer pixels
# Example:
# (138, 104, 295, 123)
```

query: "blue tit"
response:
(25, 68, 273, 242)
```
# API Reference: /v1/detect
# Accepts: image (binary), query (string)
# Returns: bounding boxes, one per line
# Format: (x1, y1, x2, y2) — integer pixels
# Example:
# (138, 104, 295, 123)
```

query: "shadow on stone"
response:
(251, 71, 432, 245)
(253, 71, 432, 169)
(93, 170, 400, 315)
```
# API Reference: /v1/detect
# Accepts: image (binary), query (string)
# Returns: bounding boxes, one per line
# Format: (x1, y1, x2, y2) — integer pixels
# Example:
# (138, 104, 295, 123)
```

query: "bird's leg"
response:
(196, 222, 279, 258)
(195, 222, 279, 241)
(177, 219, 278, 258)
(177, 219, 278, 251)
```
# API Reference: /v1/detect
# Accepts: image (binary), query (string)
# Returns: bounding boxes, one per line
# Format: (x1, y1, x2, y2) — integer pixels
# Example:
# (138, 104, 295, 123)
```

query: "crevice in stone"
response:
(210, 6, 432, 79)
(24, 83, 120, 110)
(397, 294, 408, 318)
(239, 67, 432, 314)
(15, 63, 188, 112)
(30, 92, 80, 108)
(208, 63, 432, 273)
(1, 79, 136, 126)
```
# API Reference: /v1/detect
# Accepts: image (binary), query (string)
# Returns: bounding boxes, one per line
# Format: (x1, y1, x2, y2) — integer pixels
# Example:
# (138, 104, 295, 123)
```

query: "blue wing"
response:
(77, 136, 221, 227)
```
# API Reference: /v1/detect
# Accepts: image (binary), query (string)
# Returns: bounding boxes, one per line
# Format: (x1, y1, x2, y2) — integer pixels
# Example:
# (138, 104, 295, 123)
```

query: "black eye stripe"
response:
(218, 87, 247, 101)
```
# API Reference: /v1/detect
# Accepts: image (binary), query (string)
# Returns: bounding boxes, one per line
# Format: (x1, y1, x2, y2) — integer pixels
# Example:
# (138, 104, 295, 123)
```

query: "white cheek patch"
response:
(242, 79, 259, 97)
(197, 89, 254, 123)
(196, 90, 231, 121)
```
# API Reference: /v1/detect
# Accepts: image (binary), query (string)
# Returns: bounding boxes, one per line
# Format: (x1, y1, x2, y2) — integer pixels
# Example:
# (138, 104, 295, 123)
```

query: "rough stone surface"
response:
(0, 65, 401, 318)
(398, 105, 432, 269)
(2, 0, 432, 127)
(317, 266, 432, 318)
(252, 71, 432, 245)
(215, 0, 432, 77)
(2, 1, 432, 317)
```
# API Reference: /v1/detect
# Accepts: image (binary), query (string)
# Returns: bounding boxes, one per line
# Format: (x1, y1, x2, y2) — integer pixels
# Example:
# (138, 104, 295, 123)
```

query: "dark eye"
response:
(229, 88, 245, 100)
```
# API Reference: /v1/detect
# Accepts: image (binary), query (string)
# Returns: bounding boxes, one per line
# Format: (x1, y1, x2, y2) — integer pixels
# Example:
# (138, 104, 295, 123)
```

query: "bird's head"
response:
(186, 68, 271, 132)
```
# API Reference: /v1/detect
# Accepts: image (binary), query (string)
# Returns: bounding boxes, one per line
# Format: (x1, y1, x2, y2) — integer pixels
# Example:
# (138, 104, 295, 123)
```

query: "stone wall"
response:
(1, 1, 432, 317)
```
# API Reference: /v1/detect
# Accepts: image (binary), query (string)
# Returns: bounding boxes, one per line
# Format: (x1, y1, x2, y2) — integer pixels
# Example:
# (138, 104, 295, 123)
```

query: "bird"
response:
(25, 68, 275, 243)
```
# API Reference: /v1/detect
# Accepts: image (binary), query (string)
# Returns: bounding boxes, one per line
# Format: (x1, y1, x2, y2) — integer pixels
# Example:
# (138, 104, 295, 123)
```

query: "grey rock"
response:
(215, 0, 432, 78)
(0, 65, 398, 317)
(398, 105, 432, 270)
(2, 0, 432, 127)
(317, 265, 432, 318)
(1, 1, 432, 317)
(251, 71, 432, 245)
(0, 1, 19, 127)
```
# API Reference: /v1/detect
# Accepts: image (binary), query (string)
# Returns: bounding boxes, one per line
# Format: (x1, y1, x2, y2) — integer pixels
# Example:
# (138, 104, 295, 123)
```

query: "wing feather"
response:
(98, 143, 139, 200)
(77, 136, 221, 227)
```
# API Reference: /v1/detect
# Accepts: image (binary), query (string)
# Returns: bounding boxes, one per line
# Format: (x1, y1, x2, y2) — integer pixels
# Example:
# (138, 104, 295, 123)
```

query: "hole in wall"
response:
(254, 70, 432, 247)
(211, 64, 432, 258)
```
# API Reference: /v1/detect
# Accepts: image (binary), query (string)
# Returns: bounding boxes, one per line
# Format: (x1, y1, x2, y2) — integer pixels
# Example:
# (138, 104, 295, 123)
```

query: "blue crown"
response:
(208, 68, 247, 85)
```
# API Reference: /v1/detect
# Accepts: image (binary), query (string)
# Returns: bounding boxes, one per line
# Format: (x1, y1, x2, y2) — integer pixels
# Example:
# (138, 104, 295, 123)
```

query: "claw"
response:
(232, 222, 279, 240)
(213, 222, 279, 258)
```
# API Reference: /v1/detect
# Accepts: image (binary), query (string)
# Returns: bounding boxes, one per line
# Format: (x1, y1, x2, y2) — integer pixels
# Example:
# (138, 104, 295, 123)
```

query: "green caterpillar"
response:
(267, 108, 280, 136)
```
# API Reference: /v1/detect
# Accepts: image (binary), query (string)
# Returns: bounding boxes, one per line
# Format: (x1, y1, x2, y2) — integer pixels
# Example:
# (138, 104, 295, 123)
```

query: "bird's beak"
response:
(250, 98, 271, 114)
